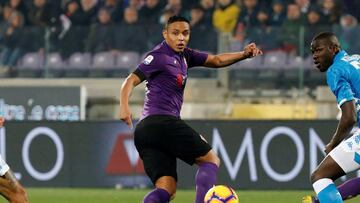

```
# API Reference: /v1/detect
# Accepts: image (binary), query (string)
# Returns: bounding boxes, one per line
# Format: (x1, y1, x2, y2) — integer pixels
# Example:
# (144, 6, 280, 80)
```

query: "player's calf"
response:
(313, 178, 343, 203)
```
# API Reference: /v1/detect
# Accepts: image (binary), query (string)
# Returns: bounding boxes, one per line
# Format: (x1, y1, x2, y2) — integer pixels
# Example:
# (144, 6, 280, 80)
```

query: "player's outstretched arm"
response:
(0, 117, 4, 128)
(203, 42, 262, 68)
(119, 73, 142, 129)
(325, 100, 356, 154)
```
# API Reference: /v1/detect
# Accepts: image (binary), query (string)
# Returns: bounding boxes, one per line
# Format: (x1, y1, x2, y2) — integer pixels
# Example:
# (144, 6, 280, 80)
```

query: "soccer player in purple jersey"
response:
(0, 117, 29, 203)
(120, 16, 262, 203)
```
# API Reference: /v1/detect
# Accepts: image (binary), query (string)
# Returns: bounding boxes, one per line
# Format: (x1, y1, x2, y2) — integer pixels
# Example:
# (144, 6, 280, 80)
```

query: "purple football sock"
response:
(143, 188, 170, 203)
(338, 177, 360, 200)
(312, 177, 360, 203)
(195, 162, 219, 203)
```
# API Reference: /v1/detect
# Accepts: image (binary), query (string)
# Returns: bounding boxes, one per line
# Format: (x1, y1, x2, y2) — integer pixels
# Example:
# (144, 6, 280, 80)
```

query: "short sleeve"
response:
(184, 48, 208, 68)
(136, 52, 164, 79)
(327, 66, 354, 107)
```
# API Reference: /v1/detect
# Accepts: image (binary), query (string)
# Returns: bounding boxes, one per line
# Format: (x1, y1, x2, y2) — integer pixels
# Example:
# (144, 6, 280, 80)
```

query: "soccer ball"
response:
(204, 185, 239, 203)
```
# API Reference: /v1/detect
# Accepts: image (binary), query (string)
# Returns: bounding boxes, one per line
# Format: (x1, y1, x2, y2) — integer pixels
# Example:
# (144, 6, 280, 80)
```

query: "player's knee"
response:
(310, 170, 322, 184)
(206, 150, 220, 167)
(213, 154, 220, 167)
(170, 191, 176, 200)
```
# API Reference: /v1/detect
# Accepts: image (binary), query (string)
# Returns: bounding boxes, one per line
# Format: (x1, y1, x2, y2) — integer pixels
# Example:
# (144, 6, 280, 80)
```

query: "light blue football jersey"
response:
(327, 50, 360, 126)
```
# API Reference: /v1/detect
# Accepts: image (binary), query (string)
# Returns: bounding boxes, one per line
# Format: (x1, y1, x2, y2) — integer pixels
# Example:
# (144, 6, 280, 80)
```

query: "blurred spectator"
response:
(64, 0, 85, 24)
(279, 3, 305, 55)
(115, 7, 146, 53)
(188, 5, 217, 53)
(0, 5, 12, 52)
(159, 4, 176, 24)
(213, 0, 240, 33)
(246, 8, 280, 52)
(199, 0, 214, 26)
(80, 0, 100, 25)
(0, 11, 26, 71)
(182, 0, 198, 12)
(233, 0, 259, 42)
(269, 0, 286, 26)
(304, 6, 329, 56)
(164, 0, 183, 17)
(85, 8, 115, 53)
(60, 0, 87, 58)
(100, 0, 125, 23)
(28, 0, 47, 26)
(128, 0, 142, 10)
(320, 0, 342, 25)
(7, 0, 28, 24)
(138, 0, 162, 24)
(334, 14, 360, 54)
(342, 0, 360, 21)
(294, 0, 310, 14)
(237, 0, 260, 27)
(27, 0, 47, 53)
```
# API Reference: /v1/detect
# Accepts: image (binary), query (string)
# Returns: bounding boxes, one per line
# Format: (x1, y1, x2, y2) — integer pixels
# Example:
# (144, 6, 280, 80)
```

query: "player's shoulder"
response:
(140, 48, 172, 67)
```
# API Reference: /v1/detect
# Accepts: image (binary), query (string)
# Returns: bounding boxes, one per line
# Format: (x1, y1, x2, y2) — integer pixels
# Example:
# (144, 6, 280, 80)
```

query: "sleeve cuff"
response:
(133, 68, 146, 82)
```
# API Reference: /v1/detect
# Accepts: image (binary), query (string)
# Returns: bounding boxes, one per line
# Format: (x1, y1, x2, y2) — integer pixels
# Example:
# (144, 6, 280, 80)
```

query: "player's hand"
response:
(243, 43, 263, 58)
(119, 105, 133, 129)
(0, 117, 4, 128)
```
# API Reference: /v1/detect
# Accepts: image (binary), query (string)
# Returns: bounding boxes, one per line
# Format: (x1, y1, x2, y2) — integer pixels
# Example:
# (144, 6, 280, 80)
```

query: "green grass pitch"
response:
(1, 188, 358, 203)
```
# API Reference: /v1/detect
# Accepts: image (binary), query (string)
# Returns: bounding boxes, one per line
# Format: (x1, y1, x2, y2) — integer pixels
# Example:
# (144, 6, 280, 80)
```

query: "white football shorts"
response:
(330, 130, 360, 173)
(0, 154, 10, 176)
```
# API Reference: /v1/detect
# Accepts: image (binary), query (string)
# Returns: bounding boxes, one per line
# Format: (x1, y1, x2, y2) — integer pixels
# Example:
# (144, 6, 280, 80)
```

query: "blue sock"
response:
(313, 178, 343, 203)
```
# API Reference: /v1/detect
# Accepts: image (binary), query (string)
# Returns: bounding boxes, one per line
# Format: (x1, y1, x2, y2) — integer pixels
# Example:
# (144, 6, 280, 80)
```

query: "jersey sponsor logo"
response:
(106, 133, 145, 174)
(143, 55, 154, 65)
(176, 74, 187, 88)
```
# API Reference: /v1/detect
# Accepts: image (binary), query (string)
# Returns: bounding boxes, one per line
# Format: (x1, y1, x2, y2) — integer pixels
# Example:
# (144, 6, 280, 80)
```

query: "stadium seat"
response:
(46, 52, 64, 69)
(92, 52, 115, 69)
(17, 52, 44, 77)
(263, 51, 288, 69)
(68, 52, 92, 69)
(18, 52, 44, 69)
(88, 52, 116, 77)
(45, 52, 65, 77)
(111, 52, 140, 77)
(116, 51, 140, 70)
(65, 52, 92, 77)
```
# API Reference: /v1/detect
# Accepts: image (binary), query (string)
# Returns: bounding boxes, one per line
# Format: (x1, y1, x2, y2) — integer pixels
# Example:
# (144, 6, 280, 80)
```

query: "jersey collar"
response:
(333, 50, 347, 63)
(162, 40, 183, 56)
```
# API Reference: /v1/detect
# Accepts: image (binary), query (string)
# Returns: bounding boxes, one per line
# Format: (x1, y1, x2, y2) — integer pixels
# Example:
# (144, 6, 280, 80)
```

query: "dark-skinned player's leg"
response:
(0, 170, 28, 203)
(311, 155, 345, 203)
(304, 177, 360, 203)
(194, 149, 220, 203)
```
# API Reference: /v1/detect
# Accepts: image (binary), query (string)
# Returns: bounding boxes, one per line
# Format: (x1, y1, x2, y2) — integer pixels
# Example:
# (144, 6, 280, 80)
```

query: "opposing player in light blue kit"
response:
(305, 32, 360, 203)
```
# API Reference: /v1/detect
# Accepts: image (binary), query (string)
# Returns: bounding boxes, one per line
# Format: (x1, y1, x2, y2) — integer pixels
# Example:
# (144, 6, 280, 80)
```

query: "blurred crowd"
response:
(0, 0, 360, 70)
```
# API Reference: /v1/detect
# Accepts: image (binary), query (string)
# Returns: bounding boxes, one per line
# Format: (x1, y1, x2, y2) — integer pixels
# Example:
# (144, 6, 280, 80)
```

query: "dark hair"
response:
(313, 32, 336, 42)
(165, 15, 190, 28)
(312, 31, 341, 48)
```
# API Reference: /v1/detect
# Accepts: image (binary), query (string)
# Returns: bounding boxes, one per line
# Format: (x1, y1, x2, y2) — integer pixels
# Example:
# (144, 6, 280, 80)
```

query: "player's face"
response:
(163, 21, 190, 52)
(310, 39, 335, 72)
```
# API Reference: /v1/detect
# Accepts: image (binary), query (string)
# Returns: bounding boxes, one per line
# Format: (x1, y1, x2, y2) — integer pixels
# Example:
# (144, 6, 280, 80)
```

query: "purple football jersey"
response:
(135, 41, 208, 119)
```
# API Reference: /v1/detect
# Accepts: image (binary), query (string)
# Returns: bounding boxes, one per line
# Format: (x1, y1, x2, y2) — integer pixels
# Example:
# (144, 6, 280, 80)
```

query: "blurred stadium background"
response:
(1, 0, 360, 202)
